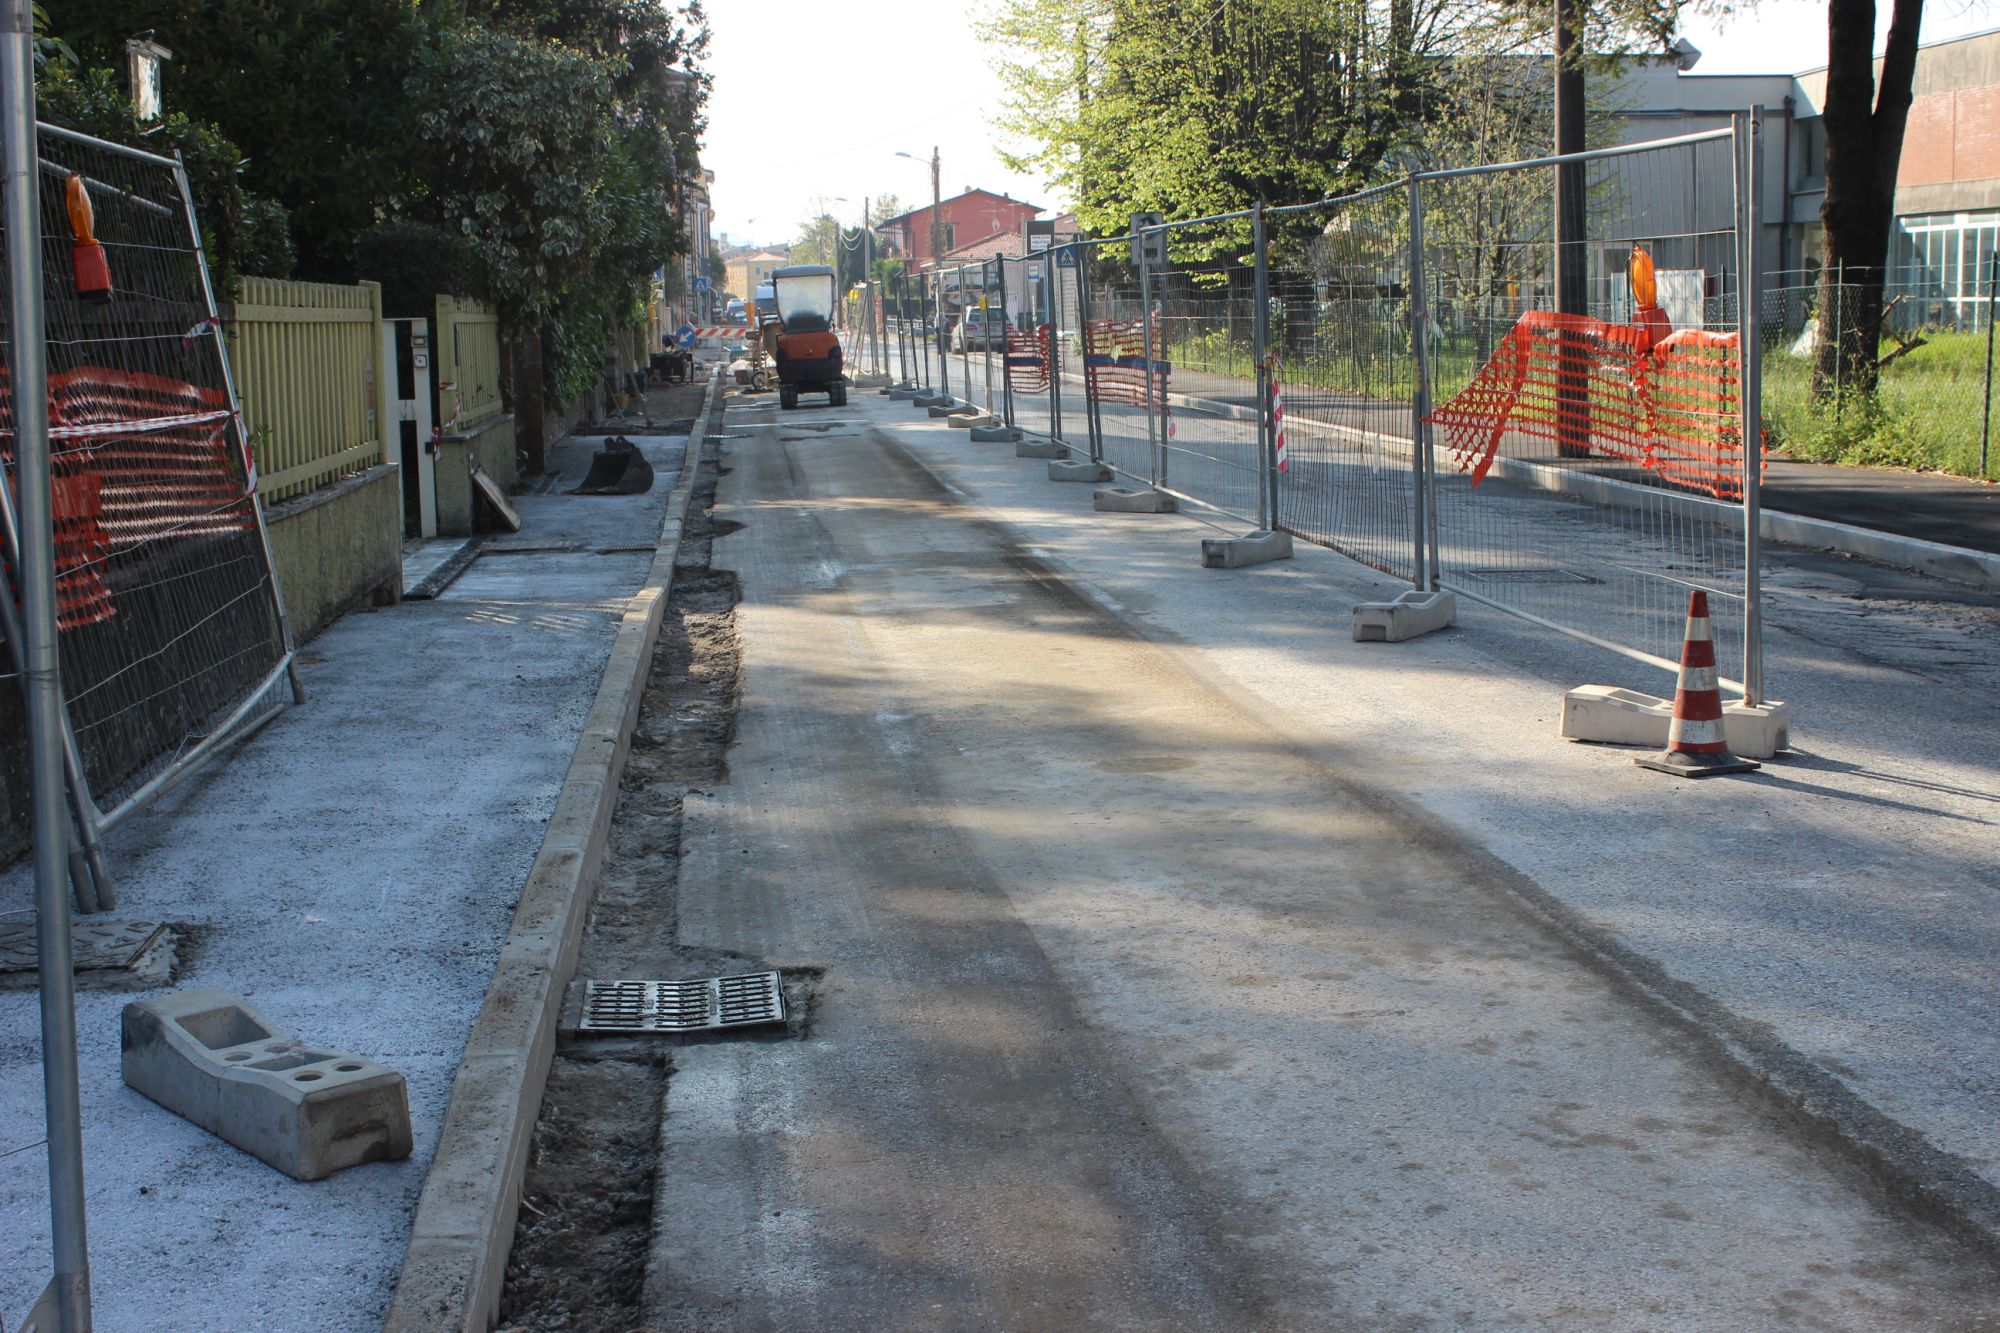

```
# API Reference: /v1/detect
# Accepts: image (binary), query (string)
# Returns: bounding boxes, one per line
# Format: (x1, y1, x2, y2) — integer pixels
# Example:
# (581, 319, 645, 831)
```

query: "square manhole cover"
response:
(578, 972, 785, 1035)
(0, 919, 175, 990)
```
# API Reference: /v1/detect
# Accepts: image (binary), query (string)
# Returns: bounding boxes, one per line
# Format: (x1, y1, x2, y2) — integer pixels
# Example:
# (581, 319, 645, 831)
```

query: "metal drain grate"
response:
(579, 972, 786, 1034)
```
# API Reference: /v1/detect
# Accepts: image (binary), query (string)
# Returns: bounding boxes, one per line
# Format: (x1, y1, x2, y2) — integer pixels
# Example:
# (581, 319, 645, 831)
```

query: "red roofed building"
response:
(875, 189, 1043, 269)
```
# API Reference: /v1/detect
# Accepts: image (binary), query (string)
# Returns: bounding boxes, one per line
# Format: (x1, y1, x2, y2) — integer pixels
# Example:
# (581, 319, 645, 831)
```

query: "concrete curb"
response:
(382, 370, 722, 1333)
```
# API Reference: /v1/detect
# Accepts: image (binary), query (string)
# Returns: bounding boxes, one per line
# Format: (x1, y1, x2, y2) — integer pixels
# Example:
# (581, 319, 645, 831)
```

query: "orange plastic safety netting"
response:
(1004, 324, 1051, 394)
(1425, 310, 1759, 501)
(1083, 314, 1168, 407)
(2, 366, 253, 629)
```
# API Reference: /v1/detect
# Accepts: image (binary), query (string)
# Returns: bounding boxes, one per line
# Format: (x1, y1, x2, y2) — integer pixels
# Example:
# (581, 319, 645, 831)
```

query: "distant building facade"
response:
(725, 251, 791, 307)
(874, 190, 1044, 269)
(1609, 26, 2000, 327)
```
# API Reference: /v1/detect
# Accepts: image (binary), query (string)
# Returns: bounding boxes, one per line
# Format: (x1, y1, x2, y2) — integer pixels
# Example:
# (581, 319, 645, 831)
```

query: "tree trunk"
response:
(1813, 0, 1923, 400)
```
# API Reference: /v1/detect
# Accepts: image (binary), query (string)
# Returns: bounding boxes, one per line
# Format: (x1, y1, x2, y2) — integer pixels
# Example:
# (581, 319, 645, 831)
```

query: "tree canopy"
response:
(983, 0, 1691, 259)
(46, 0, 709, 407)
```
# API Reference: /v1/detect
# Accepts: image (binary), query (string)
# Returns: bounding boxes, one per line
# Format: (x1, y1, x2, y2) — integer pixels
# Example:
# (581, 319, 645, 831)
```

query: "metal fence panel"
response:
(1420, 128, 1756, 688)
(1267, 184, 1420, 578)
(436, 293, 502, 434)
(1080, 240, 1156, 483)
(999, 252, 1066, 443)
(1150, 236, 1264, 524)
(2, 124, 296, 829)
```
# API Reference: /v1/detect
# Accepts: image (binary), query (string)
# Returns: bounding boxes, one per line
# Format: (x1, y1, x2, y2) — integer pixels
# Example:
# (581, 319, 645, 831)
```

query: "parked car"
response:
(724, 298, 746, 323)
(957, 309, 1004, 352)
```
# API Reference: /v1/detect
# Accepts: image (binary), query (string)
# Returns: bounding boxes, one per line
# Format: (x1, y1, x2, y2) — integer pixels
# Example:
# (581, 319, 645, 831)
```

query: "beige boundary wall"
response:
(226, 276, 401, 639)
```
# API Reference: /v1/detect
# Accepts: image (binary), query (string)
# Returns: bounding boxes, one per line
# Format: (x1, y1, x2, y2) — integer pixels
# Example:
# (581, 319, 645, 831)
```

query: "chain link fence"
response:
(1761, 264, 1998, 480)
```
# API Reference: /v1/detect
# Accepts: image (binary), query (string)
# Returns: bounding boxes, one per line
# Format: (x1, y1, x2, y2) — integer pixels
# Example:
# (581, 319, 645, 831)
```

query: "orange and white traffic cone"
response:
(1635, 590, 1760, 778)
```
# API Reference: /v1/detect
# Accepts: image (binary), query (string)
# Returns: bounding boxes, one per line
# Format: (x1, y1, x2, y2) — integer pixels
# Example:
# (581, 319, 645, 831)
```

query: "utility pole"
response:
(1553, 0, 1590, 456)
(928, 145, 944, 270)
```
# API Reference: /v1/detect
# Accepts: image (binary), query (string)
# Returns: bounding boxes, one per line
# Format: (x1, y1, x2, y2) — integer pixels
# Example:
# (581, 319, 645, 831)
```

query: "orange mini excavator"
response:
(769, 264, 847, 409)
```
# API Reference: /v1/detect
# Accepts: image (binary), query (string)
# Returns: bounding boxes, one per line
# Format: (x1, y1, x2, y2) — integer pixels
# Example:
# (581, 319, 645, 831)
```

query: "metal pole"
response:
(1981, 248, 1996, 478)
(1049, 252, 1065, 443)
(998, 257, 1016, 428)
(1075, 245, 1105, 463)
(1140, 232, 1159, 487)
(1252, 202, 1275, 531)
(896, 274, 910, 388)
(958, 262, 971, 406)
(983, 261, 995, 416)
(4, 4, 93, 1324)
(1408, 174, 1435, 591)
(1737, 109, 1766, 706)
(1553, 0, 1590, 458)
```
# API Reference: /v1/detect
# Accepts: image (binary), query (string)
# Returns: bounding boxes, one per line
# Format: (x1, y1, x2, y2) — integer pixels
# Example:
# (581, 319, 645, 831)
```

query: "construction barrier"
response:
(867, 116, 1772, 707)
(1, 123, 298, 882)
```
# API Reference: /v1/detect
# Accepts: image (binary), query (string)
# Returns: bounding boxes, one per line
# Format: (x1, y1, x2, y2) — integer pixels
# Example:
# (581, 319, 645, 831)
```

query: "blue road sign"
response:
(1056, 246, 1078, 268)
(692, 275, 711, 291)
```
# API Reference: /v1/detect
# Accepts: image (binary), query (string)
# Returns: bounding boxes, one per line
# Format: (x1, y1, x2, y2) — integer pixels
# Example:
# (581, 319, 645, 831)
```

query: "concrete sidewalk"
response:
(1092, 358, 2000, 568)
(0, 420, 691, 1330)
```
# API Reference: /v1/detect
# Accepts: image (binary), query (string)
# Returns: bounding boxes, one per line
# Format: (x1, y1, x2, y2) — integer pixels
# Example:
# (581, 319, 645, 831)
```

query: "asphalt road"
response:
(642, 391, 1996, 1330)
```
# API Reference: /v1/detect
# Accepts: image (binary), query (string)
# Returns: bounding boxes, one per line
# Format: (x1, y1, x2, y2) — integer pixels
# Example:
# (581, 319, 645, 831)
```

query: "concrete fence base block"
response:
(1049, 460, 1114, 482)
(1016, 438, 1070, 460)
(909, 393, 944, 407)
(946, 411, 988, 428)
(969, 425, 1023, 443)
(1201, 529, 1294, 569)
(887, 388, 920, 400)
(926, 402, 965, 418)
(1094, 487, 1178, 514)
(1352, 589, 1457, 643)
(121, 987, 412, 1181)
(1560, 685, 1791, 759)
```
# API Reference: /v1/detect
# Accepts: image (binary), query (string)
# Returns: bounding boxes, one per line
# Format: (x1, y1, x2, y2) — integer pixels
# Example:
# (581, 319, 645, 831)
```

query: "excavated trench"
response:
(496, 413, 758, 1331)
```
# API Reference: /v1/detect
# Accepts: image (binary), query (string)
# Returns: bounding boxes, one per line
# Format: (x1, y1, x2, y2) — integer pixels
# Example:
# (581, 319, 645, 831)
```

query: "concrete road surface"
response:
(643, 392, 1995, 1330)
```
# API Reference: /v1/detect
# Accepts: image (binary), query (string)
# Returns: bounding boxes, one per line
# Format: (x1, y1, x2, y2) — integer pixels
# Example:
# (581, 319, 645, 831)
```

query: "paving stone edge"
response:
(382, 370, 722, 1333)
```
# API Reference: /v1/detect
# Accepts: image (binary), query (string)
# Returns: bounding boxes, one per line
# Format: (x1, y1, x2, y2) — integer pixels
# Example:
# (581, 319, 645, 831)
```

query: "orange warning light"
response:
(66, 173, 96, 244)
(1628, 245, 1657, 310)
(66, 172, 113, 302)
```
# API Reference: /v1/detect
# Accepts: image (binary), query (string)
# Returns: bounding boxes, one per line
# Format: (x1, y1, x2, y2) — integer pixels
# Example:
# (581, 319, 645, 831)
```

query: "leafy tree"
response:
(986, 0, 1690, 259)
(55, 0, 710, 410)
(1814, 0, 1924, 399)
(35, 63, 294, 284)
(58, 0, 428, 280)
(791, 213, 844, 268)
(437, 0, 709, 404)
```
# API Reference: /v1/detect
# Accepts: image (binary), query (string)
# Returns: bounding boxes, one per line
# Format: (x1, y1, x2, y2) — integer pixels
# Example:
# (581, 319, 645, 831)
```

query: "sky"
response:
(698, 0, 1999, 253)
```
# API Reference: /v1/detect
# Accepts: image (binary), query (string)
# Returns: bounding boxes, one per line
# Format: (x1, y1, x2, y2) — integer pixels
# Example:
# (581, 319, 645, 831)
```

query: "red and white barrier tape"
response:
(1267, 349, 1288, 472)
(2, 407, 237, 441)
